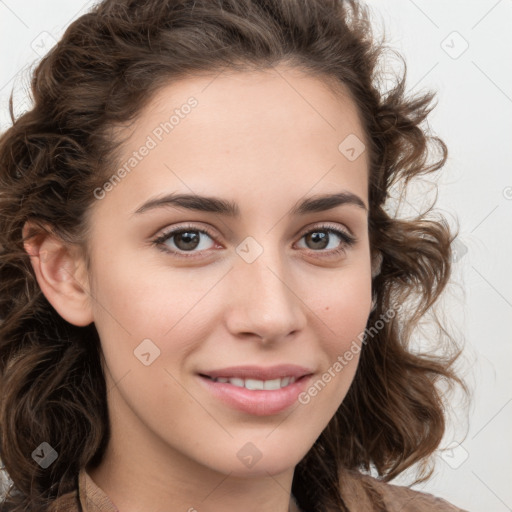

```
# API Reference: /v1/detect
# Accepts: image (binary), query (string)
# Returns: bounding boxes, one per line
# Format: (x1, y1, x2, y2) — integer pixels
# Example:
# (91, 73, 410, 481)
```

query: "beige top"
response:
(45, 467, 468, 511)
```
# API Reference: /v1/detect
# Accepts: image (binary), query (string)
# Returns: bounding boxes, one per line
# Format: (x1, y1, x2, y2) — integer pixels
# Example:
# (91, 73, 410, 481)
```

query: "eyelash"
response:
(152, 223, 357, 259)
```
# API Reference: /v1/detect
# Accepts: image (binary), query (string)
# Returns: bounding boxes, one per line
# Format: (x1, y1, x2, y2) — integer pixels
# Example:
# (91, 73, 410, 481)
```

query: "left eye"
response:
(296, 227, 355, 252)
(152, 224, 356, 257)
(153, 227, 216, 254)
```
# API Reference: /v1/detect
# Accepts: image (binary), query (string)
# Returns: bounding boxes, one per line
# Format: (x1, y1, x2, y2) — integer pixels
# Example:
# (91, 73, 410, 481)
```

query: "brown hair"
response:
(0, 1, 465, 511)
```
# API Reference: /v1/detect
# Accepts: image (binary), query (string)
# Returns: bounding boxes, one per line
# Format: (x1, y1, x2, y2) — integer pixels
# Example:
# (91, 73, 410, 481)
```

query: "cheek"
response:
(323, 282, 371, 328)
(90, 253, 214, 337)
(90, 241, 372, 383)
(88, 255, 231, 394)
(301, 266, 372, 404)
(311, 261, 372, 343)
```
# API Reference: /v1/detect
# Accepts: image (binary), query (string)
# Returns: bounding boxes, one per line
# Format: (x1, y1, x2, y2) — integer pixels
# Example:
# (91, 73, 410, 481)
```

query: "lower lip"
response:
(198, 374, 313, 416)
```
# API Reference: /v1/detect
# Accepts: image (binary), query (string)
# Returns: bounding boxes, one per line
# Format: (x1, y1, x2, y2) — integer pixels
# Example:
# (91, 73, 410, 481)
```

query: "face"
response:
(84, 64, 372, 480)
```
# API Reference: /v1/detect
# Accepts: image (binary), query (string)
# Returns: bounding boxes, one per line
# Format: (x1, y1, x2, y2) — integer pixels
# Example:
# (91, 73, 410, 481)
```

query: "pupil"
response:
(308, 231, 328, 249)
(176, 231, 199, 250)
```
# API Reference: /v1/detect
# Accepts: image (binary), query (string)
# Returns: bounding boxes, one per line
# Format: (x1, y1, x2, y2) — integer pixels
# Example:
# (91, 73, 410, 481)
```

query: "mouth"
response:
(199, 373, 310, 390)
(196, 366, 315, 416)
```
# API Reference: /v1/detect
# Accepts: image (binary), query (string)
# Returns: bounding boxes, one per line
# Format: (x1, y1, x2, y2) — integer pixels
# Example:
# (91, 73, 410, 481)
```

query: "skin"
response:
(24, 64, 375, 512)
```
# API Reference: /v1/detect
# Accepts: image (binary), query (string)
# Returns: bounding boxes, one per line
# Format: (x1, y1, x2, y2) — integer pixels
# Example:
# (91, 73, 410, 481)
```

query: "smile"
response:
(203, 375, 298, 390)
(198, 373, 313, 416)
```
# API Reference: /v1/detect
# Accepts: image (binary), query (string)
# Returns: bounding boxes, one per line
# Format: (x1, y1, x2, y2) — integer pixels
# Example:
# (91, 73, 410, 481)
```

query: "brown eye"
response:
(296, 225, 356, 256)
(304, 231, 330, 250)
(153, 225, 217, 257)
(172, 230, 202, 251)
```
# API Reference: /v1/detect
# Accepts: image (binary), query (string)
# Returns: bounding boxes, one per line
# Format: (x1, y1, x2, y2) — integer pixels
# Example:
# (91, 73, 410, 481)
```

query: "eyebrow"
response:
(133, 191, 367, 216)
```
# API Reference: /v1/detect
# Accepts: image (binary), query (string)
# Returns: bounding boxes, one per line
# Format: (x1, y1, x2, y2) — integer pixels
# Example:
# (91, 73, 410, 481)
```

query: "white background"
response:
(1, 1, 511, 511)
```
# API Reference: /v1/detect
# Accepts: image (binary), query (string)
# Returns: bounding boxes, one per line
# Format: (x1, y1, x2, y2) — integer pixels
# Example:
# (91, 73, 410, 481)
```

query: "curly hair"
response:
(0, 1, 465, 511)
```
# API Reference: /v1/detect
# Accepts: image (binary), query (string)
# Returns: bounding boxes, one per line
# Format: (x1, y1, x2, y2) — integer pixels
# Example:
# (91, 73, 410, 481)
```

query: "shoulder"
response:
(46, 492, 81, 512)
(0, 492, 80, 512)
(339, 469, 468, 512)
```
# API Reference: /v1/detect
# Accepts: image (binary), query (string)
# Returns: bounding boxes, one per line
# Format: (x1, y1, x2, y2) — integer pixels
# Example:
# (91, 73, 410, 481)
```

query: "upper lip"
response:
(199, 364, 314, 381)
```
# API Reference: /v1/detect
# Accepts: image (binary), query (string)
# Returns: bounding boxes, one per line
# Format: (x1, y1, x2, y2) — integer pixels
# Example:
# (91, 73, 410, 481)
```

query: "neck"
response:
(88, 389, 302, 512)
(88, 458, 302, 512)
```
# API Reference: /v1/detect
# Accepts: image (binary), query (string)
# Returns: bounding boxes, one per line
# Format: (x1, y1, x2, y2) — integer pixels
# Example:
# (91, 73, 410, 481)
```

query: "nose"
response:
(224, 245, 307, 344)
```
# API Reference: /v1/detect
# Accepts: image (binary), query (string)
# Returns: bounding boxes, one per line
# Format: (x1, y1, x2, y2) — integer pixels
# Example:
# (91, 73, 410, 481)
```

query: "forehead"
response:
(144, 65, 366, 153)
(93, 64, 369, 218)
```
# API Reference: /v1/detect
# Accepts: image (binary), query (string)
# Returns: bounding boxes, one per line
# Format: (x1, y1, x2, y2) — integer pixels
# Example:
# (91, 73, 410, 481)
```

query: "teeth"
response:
(245, 378, 264, 390)
(229, 377, 244, 387)
(211, 376, 297, 389)
(264, 378, 281, 390)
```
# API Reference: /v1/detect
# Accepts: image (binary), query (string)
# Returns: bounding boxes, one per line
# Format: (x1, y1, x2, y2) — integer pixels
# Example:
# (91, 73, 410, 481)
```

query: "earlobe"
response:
(22, 221, 94, 327)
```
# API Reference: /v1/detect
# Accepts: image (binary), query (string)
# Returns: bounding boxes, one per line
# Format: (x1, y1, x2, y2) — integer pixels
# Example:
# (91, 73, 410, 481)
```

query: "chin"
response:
(203, 440, 310, 478)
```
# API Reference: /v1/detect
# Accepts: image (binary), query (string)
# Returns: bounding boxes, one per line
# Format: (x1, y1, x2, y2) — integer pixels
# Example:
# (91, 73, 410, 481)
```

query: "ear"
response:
(22, 220, 94, 327)
(371, 250, 383, 279)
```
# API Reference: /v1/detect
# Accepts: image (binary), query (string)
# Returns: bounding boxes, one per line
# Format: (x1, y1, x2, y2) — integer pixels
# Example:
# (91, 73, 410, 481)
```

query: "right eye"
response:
(152, 224, 220, 258)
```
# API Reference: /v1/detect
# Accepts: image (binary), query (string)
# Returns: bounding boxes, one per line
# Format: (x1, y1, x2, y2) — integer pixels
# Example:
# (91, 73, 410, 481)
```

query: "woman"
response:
(0, 0, 467, 510)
